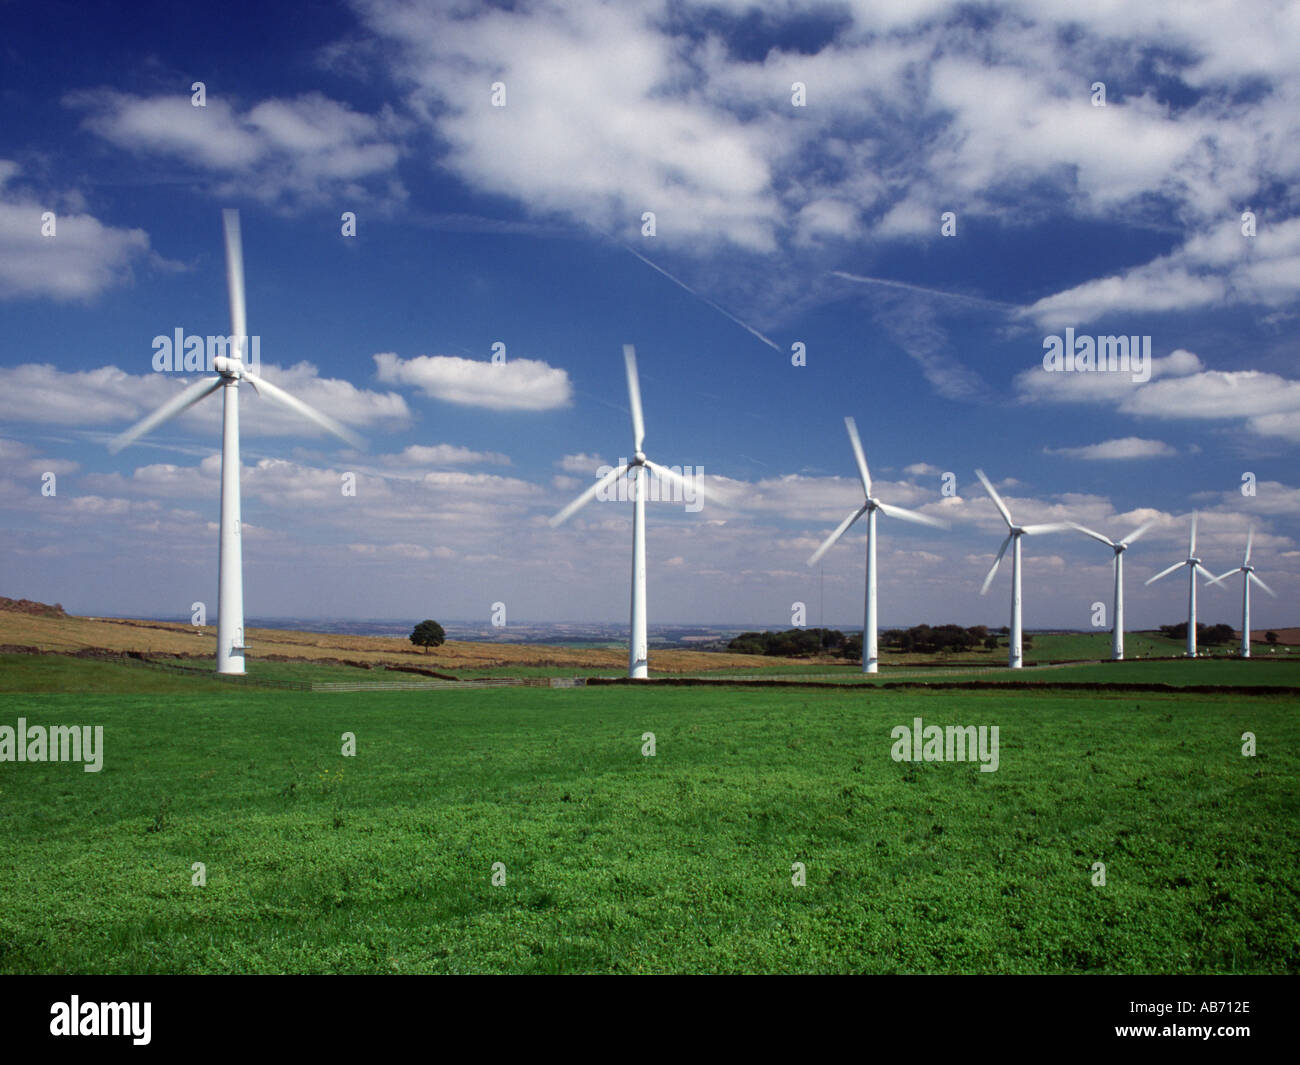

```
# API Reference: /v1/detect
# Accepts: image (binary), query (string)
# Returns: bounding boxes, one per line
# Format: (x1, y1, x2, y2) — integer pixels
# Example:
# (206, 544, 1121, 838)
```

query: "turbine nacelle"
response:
(632, 450, 647, 467)
(213, 355, 248, 378)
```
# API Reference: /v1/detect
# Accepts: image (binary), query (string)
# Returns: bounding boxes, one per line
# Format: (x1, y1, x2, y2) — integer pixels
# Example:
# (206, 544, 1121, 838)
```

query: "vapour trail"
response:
(623, 244, 781, 351)
(832, 270, 1015, 311)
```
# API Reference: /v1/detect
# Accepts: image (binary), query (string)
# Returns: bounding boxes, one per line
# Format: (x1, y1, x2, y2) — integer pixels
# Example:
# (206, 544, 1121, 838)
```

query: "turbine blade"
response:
(644, 459, 711, 503)
(108, 376, 224, 453)
(1068, 522, 1116, 548)
(807, 504, 868, 567)
(974, 468, 1013, 529)
(1121, 519, 1157, 547)
(1021, 522, 1071, 536)
(980, 534, 1013, 596)
(1145, 561, 1184, 586)
(1204, 569, 1236, 588)
(624, 345, 645, 452)
(222, 208, 247, 357)
(1244, 526, 1254, 566)
(1194, 563, 1218, 584)
(550, 464, 628, 527)
(250, 374, 365, 449)
(843, 416, 871, 498)
(877, 501, 949, 529)
(1189, 510, 1198, 556)
(1250, 572, 1277, 597)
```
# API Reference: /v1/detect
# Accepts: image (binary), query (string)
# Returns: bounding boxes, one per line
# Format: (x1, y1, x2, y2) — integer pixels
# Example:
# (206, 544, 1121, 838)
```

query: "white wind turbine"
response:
(1144, 512, 1218, 658)
(975, 469, 1071, 669)
(806, 417, 948, 673)
(549, 345, 702, 679)
(1207, 527, 1276, 658)
(1067, 517, 1158, 660)
(109, 209, 363, 675)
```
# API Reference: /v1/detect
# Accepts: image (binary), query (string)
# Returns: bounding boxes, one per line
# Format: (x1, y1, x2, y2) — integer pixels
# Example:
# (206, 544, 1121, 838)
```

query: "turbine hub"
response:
(213, 356, 244, 378)
(632, 451, 646, 466)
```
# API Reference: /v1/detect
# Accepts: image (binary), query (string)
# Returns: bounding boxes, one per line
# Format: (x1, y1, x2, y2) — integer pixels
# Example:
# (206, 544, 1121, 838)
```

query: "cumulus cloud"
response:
(1017, 348, 1300, 444)
(0, 361, 411, 441)
(373, 353, 572, 411)
(0, 161, 155, 300)
(311, 0, 1300, 366)
(556, 453, 607, 474)
(383, 443, 512, 467)
(1020, 218, 1300, 327)
(1044, 437, 1178, 460)
(346, 0, 1300, 251)
(0, 437, 79, 476)
(66, 89, 406, 210)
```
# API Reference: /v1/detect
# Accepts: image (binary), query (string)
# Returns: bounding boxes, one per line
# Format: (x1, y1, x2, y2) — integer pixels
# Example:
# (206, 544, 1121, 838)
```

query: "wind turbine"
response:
(975, 469, 1070, 669)
(1207, 527, 1276, 658)
(1067, 518, 1158, 660)
(1144, 512, 1218, 658)
(549, 345, 702, 679)
(109, 209, 363, 675)
(806, 417, 948, 673)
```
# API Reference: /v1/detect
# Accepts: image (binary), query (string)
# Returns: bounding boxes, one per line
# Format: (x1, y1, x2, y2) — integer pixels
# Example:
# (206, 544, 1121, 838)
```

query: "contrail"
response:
(831, 270, 1015, 311)
(623, 244, 781, 351)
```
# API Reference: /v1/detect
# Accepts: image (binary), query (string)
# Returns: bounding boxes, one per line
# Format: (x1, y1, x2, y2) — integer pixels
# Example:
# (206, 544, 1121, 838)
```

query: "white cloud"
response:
(67, 90, 406, 210)
(1020, 218, 1300, 327)
(1021, 267, 1228, 330)
(331, 0, 1300, 343)
(384, 443, 512, 467)
(0, 361, 411, 440)
(373, 353, 572, 411)
(358, 1, 782, 251)
(557, 452, 607, 474)
(1016, 348, 1202, 405)
(0, 161, 154, 300)
(348, 542, 454, 561)
(1045, 437, 1177, 460)
(0, 437, 79, 476)
(1017, 348, 1300, 444)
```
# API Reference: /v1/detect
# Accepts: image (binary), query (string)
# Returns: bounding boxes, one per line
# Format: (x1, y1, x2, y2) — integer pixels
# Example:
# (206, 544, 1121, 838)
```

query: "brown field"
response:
(0, 603, 805, 674)
(1250, 627, 1300, 645)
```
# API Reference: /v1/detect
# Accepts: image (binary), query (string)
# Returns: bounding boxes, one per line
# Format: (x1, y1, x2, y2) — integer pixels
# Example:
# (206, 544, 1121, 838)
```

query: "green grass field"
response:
(0, 654, 1296, 974)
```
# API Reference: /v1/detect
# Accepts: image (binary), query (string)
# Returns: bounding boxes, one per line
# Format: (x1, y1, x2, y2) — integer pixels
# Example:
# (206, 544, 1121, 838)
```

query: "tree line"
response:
(727, 624, 1001, 658)
(1158, 622, 1237, 646)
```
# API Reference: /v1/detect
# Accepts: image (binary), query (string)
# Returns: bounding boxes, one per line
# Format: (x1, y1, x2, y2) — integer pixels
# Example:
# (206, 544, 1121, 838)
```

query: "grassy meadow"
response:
(0, 652, 1296, 974)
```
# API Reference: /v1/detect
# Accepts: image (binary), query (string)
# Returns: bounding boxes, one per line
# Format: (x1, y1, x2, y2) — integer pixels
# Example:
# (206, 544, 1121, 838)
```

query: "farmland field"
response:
(0, 654, 1296, 974)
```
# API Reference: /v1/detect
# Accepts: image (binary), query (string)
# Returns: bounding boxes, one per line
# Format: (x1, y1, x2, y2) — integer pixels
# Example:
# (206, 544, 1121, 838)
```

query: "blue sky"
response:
(2, 0, 1298, 632)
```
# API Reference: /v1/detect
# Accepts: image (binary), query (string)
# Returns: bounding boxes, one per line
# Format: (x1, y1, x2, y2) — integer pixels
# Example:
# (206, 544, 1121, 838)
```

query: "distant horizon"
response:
(66, 608, 1253, 639)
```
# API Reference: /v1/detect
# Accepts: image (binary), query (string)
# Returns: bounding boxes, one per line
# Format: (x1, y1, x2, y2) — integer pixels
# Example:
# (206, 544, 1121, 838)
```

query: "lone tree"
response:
(1265, 631, 1279, 645)
(410, 619, 446, 653)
